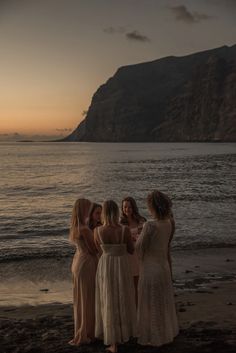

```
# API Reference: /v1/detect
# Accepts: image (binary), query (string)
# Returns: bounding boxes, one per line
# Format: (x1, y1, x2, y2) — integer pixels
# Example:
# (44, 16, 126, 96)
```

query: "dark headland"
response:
(63, 44, 236, 142)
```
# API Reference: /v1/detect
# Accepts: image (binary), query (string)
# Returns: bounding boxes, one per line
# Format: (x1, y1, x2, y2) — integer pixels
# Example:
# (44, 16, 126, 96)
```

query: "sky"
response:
(0, 0, 236, 139)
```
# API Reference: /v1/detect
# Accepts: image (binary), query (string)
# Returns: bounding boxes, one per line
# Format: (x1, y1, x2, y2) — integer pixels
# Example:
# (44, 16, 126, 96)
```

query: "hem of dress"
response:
(137, 331, 179, 347)
(96, 334, 137, 346)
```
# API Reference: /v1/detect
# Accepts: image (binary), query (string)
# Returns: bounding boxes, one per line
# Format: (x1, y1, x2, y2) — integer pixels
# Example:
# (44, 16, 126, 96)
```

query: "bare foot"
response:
(106, 344, 117, 353)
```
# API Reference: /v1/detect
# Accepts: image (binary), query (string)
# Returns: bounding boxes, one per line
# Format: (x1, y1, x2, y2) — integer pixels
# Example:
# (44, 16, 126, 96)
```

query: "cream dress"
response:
(136, 220, 179, 346)
(128, 227, 140, 276)
(95, 226, 137, 345)
(128, 222, 145, 276)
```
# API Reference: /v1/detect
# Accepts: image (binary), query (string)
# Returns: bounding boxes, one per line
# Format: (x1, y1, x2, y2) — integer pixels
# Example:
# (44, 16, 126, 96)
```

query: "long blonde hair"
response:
(102, 200, 119, 226)
(69, 198, 91, 242)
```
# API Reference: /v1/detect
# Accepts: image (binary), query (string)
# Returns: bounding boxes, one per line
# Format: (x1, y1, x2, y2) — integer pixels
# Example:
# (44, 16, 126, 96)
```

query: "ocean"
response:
(0, 142, 235, 305)
(0, 142, 235, 262)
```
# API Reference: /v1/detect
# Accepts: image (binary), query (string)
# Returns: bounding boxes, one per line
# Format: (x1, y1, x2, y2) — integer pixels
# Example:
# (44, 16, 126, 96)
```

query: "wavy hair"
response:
(120, 196, 146, 225)
(102, 200, 119, 226)
(147, 190, 172, 220)
(88, 202, 102, 230)
(69, 198, 91, 242)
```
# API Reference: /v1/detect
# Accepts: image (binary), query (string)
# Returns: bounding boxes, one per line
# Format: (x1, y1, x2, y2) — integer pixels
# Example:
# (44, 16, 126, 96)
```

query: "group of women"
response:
(69, 190, 179, 352)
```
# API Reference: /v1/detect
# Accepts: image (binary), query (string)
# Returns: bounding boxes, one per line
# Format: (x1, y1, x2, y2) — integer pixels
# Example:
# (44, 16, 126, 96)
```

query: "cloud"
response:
(103, 26, 150, 43)
(126, 30, 150, 42)
(56, 128, 72, 132)
(170, 5, 212, 24)
(103, 26, 126, 34)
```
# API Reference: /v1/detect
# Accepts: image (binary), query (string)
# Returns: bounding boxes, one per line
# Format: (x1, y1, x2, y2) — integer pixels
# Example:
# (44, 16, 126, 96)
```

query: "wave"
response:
(0, 228, 69, 239)
(0, 241, 235, 263)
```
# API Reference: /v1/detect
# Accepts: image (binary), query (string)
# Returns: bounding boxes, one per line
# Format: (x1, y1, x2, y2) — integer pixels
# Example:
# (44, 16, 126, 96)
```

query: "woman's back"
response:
(141, 220, 172, 264)
(95, 224, 137, 345)
(136, 218, 178, 346)
(95, 225, 134, 254)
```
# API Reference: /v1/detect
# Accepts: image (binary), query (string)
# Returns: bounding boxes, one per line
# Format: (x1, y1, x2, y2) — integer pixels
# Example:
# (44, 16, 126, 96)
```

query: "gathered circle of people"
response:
(68, 190, 179, 353)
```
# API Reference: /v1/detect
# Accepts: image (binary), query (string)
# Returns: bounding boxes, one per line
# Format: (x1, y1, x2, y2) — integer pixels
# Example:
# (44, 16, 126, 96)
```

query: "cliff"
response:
(65, 45, 236, 142)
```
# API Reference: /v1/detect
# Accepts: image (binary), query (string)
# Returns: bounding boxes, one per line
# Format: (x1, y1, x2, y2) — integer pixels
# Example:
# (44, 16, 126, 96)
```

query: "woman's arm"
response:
(136, 222, 151, 258)
(168, 217, 175, 278)
(82, 227, 98, 255)
(94, 227, 103, 256)
(125, 227, 134, 254)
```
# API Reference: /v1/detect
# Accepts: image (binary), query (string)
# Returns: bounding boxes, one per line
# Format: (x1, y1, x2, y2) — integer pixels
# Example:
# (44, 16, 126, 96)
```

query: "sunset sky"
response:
(0, 0, 235, 138)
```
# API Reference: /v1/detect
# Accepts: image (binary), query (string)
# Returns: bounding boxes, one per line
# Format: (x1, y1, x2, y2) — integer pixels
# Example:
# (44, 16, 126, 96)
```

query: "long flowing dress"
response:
(128, 223, 144, 276)
(136, 220, 179, 346)
(70, 230, 98, 345)
(95, 225, 137, 345)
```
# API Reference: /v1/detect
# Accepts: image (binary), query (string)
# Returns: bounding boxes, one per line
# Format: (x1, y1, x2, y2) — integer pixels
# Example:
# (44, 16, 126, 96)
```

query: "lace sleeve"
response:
(135, 221, 154, 258)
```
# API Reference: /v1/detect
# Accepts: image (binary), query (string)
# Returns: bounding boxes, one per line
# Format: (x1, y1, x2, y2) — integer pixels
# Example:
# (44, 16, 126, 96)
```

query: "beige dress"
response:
(127, 222, 145, 276)
(95, 226, 137, 345)
(136, 220, 179, 346)
(70, 232, 98, 345)
(128, 227, 140, 276)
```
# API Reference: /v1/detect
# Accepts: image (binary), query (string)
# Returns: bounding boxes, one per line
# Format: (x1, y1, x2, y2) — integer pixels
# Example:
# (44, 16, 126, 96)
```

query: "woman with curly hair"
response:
(136, 190, 179, 347)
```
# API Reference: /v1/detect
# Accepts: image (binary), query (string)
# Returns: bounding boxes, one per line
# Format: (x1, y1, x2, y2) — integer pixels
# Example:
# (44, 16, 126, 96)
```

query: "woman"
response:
(88, 203, 102, 230)
(120, 197, 146, 306)
(136, 190, 179, 347)
(94, 200, 137, 353)
(69, 198, 98, 346)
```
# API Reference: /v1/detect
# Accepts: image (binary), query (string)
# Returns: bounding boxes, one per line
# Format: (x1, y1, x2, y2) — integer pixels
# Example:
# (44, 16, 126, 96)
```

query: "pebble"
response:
(179, 308, 186, 312)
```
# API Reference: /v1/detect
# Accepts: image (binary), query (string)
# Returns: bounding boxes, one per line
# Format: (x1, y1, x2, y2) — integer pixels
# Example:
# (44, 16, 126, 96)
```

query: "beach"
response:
(1, 247, 236, 353)
(0, 142, 235, 352)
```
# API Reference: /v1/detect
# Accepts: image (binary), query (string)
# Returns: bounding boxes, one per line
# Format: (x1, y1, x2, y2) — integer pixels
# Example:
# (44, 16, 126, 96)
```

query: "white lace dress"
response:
(95, 226, 137, 345)
(136, 220, 179, 346)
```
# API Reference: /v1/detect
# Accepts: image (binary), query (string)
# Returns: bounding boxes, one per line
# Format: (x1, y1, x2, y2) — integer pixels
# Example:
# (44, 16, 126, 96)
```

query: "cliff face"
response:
(66, 45, 236, 142)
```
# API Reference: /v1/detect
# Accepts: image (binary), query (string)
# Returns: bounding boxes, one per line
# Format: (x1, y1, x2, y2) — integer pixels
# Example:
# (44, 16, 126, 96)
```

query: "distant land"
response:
(64, 45, 236, 142)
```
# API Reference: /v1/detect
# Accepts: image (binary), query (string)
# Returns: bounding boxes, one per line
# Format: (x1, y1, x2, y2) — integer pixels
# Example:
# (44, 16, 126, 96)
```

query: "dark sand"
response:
(1, 248, 236, 353)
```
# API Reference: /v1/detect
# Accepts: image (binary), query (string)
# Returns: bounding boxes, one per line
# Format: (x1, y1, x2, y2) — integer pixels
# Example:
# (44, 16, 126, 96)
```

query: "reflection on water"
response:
(0, 142, 235, 261)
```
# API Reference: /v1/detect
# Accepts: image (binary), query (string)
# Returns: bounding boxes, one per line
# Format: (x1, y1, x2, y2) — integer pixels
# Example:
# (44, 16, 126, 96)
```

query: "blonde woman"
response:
(69, 198, 98, 346)
(94, 200, 137, 353)
(136, 190, 179, 347)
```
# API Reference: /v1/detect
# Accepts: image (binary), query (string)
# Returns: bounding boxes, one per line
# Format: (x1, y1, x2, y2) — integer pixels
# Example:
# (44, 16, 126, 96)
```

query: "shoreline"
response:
(0, 247, 235, 307)
(1, 280, 235, 353)
(0, 247, 236, 352)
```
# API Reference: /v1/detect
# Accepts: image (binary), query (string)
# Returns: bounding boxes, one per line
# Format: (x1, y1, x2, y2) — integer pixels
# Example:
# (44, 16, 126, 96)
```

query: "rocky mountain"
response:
(65, 45, 236, 142)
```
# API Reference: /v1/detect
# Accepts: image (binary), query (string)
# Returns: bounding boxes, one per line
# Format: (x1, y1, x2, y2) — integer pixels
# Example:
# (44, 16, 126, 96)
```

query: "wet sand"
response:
(1, 248, 236, 352)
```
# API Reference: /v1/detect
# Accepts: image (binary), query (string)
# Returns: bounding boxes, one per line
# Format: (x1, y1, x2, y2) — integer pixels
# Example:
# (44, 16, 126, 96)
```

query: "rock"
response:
(227, 302, 233, 305)
(179, 308, 187, 312)
(39, 288, 49, 292)
(187, 302, 195, 306)
(64, 44, 236, 142)
(185, 270, 193, 274)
